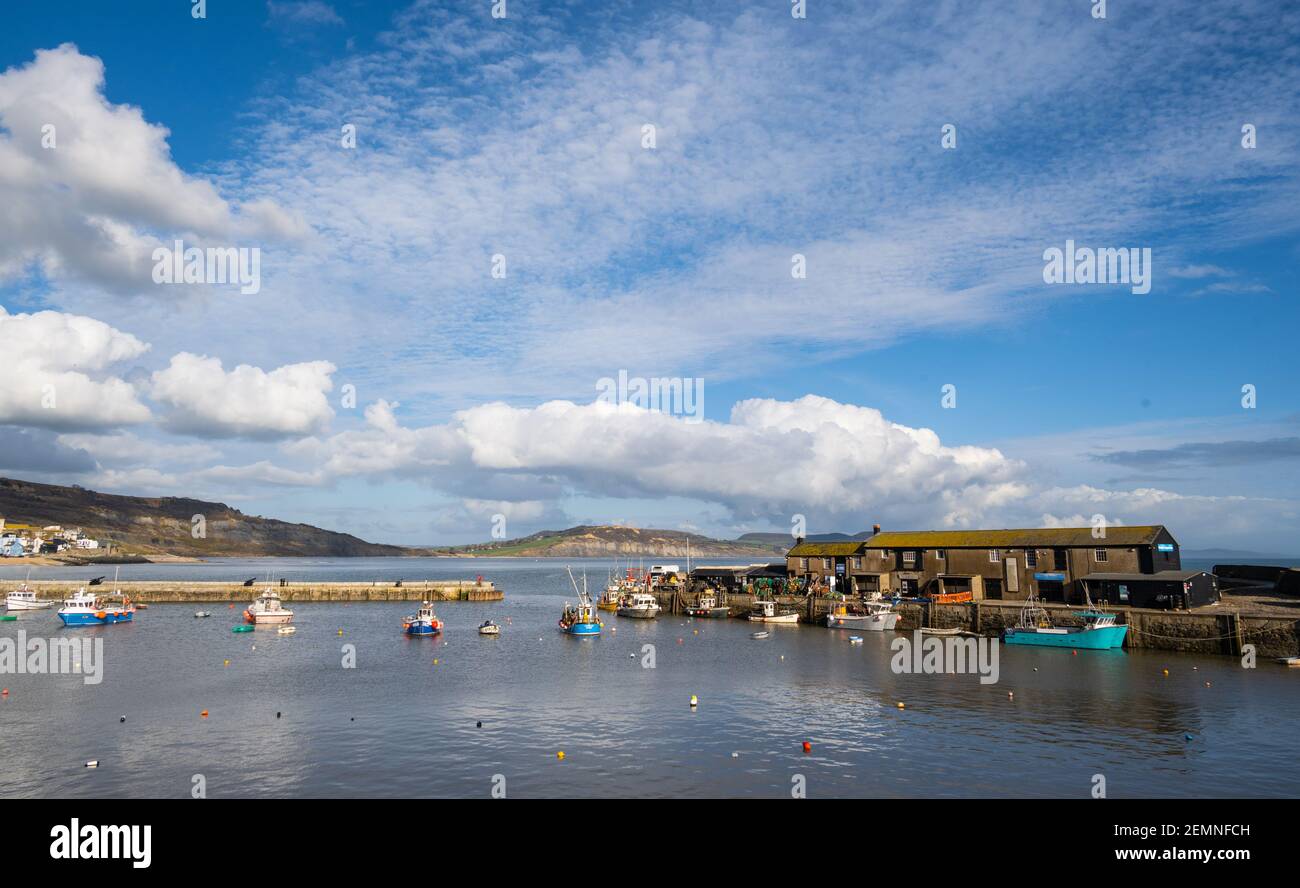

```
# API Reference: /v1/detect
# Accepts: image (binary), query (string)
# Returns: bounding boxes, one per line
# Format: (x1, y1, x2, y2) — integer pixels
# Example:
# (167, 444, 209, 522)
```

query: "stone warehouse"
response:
(786, 525, 1196, 606)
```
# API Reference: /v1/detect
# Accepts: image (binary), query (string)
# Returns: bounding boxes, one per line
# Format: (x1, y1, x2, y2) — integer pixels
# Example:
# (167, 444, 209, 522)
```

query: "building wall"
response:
(787, 537, 1181, 602)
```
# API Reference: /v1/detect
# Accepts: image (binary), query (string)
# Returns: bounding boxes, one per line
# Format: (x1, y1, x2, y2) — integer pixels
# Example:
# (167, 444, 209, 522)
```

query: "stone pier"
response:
(21, 579, 502, 603)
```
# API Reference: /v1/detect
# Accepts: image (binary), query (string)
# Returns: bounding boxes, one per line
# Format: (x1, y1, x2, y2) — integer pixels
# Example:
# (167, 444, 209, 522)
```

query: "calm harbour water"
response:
(1, 557, 1297, 798)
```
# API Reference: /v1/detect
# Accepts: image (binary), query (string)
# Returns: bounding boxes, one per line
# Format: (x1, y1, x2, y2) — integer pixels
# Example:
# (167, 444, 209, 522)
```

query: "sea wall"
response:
(21, 580, 502, 603)
(655, 589, 1300, 659)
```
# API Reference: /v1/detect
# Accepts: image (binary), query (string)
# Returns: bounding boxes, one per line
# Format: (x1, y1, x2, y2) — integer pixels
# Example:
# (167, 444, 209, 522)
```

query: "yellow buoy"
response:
(556, 751, 565, 760)
(338, 629, 344, 636)
(689, 695, 698, 708)
(1162, 668, 1169, 676)
(897, 702, 905, 709)
(223, 659, 229, 667)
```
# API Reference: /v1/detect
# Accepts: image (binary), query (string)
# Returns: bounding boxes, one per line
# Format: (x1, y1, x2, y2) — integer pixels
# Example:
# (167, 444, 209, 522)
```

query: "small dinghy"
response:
(478, 620, 500, 636)
(194, 611, 212, 618)
(750, 630, 770, 640)
(848, 635, 864, 645)
(1277, 657, 1300, 667)
(276, 625, 296, 635)
(232, 625, 254, 633)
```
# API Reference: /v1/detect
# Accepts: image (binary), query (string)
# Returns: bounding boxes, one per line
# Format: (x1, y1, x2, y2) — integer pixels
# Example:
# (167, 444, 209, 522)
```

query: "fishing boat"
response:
(57, 589, 135, 626)
(825, 599, 897, 631)
(6, 583, 53, 611)
(402, 601, 443, 636)
(616, 591, 661, 619)
(559, 568, 602, 636)
(683, 591, 729, 618)
(245, 588, 294, 625)
(478, 619, 500, 636)
(747, 599, 799, 624)
(1003, 596, 1128, 650)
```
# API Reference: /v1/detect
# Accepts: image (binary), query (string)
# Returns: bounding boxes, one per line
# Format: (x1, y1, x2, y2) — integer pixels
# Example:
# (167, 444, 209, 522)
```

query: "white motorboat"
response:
(616, 592, 661, 619)
(194, 610, 212, 618)
(478, 619, 500, 635)
(6, 584, 52, 611)
(244, 588, 294, 625)
(747, 599, 800, 624)
(825, 599, 898, 631)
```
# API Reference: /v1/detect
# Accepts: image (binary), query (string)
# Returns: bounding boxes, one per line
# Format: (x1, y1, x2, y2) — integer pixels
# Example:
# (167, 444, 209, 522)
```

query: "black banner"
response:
(7, 799, 1280, 873)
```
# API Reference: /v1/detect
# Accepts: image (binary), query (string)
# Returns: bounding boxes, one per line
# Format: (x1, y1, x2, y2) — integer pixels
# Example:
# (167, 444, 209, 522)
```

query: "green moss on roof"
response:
(863, 527, 1168, 549)
(787, 541, 866, 557)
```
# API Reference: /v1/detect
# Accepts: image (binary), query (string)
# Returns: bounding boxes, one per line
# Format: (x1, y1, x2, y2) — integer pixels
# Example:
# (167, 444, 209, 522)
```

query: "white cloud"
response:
(0, 306, 150, 429)
(296, 395, 1027, 529)
(0, 44, 303, 293)
(57, 431, 220, 466)
(150, 352, 337, 439)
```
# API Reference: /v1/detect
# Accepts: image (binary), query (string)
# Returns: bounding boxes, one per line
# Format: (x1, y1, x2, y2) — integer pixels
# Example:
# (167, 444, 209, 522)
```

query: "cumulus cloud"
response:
(150, 353, 336, 439)
(0, 44, 303, 293)
(292, 395, 1028, 529)
(0, 306, 151, 429)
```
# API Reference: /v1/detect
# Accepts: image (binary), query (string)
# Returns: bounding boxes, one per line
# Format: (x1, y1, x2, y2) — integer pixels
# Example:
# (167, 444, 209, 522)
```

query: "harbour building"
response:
(786, 525, 1215, 608)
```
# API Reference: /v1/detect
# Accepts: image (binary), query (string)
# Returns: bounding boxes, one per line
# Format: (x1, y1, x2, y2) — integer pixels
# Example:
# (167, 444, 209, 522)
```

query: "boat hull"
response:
(826, 612, 898, 631)
(246, 611, 294, 625)
(59, 610, 134, 626)
(6, 598, 53, 611)
(616, 608, 658, 619)
(684, 606, 730, 618)
(747, 613, 800, 623)
(562, 622, 601, 636)
(404, 622, 441, 636)
(1004, 625, 1128, 649)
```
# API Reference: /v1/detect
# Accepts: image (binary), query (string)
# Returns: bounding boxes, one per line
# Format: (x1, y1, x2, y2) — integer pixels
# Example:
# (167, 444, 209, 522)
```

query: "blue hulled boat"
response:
(1003, 596, 1127, 650)
(58, 589, 135, 627)
(559, 567, 602, 636)
(402, 601, 443, 636)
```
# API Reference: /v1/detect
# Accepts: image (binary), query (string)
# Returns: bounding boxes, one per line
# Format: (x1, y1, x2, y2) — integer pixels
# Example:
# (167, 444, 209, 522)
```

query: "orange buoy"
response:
(200, 710, 209, 718)
(802, 741, 812, 753)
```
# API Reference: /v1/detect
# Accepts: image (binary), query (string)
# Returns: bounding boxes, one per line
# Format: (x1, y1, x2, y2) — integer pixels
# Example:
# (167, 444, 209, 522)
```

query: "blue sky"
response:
(0, 0, 1296, 550)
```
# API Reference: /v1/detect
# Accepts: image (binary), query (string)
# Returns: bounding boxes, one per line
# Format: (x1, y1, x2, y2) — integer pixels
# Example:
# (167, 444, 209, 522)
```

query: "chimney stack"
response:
(872, 524, 881, 535)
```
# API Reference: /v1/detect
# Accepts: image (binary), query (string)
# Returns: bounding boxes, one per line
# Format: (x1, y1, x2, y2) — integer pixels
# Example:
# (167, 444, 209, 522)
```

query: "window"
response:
(935, 549, 945, 559)
(1025, 549, 1037, 568)
(902, 550, 916, 565)
(989, 549, 1001, 563)
(799, 558, 808, 570)
(823, 558, 831, 569)
(1094, 548, 1108, 563)
(852, 557, 862, 569)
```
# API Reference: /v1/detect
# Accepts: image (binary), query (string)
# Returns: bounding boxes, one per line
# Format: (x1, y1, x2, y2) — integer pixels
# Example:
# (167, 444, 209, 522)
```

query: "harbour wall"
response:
(654, 589, 1300, 660)
(21, 580, 502, 603)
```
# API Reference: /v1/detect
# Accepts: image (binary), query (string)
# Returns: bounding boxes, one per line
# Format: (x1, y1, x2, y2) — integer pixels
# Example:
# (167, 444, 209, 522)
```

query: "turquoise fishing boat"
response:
(559, 567, 602, 637)
(1003, 596, 1128, 650)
